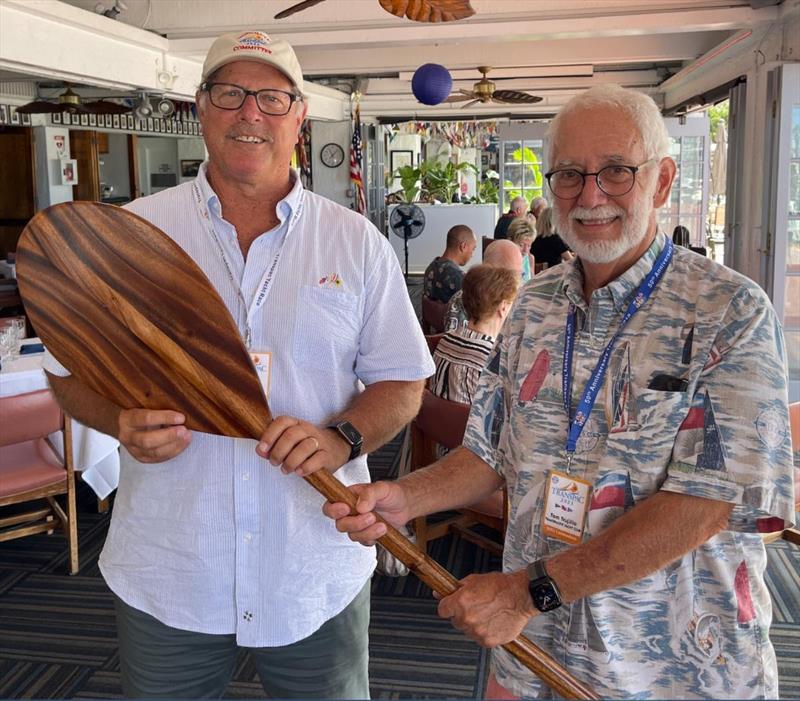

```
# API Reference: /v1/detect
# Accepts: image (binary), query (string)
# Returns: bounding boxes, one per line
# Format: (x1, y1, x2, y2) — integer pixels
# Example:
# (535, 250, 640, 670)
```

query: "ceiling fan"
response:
(16, 86, 131, 115)
(275, 0, 474, 22)
(446, 66, 543, 108)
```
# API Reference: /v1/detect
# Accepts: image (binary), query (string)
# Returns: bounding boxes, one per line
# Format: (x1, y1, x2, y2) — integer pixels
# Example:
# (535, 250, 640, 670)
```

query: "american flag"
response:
(350, 101, 368, 215)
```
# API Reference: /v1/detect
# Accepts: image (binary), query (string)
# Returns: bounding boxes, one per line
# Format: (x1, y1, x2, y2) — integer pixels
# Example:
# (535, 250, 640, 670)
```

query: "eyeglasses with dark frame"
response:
(544, 159, 656, 199)
(201, 82, 303, 116)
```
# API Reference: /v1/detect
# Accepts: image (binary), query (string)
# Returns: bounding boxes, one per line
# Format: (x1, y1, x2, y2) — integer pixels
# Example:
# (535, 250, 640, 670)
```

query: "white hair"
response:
(546, 84, 670, 164)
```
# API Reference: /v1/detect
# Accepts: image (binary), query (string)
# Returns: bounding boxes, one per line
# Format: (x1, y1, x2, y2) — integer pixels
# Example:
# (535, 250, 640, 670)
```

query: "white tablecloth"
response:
(1, 340, 120, 498)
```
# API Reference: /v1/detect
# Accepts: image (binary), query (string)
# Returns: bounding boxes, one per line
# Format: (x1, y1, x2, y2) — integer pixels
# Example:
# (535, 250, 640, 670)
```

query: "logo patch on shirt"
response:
(318, 273, 343, 288)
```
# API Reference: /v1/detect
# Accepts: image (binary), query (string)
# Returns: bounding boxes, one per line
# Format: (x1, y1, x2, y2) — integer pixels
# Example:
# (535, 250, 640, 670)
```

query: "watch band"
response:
(526, 559, 563, 613)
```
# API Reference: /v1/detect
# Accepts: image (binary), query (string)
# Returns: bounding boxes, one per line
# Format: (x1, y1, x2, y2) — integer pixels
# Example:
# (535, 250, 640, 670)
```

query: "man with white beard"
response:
(324, 85, 795, 699)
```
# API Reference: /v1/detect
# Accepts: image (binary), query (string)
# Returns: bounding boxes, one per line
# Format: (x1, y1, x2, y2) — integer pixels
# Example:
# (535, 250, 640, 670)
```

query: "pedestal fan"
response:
(389, 204, 426, 278)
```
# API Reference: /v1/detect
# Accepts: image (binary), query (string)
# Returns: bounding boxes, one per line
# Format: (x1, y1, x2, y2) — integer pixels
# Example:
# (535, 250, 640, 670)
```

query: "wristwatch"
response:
(526, 559, 563, 613)
(328, 420, 363, 461)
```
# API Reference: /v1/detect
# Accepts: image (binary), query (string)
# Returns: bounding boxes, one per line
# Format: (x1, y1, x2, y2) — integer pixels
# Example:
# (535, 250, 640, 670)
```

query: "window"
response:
(658, 131, 708, 246)
(500, 140, 544, 211)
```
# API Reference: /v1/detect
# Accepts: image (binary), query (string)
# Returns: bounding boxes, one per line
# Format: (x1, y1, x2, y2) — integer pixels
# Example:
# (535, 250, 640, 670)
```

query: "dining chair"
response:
(0, 389, 79, 574)
(425, 333, 445, 355)
(421, 296, 447, 334)
(410, 388, 506, 555)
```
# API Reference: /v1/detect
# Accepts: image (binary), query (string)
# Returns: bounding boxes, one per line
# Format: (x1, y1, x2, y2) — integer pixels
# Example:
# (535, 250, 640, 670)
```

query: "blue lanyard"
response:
(561, 238, 673, 466)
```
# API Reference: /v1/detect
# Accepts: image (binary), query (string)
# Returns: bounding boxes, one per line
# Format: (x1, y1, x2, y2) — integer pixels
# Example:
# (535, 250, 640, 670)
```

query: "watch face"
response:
(320, 142, 345, 168)
(532, 583, 561, 612)
(337, 421, 362, 446)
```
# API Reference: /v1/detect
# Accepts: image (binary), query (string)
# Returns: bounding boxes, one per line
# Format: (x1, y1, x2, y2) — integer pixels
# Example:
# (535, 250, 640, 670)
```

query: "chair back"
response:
(414, 388, 470, 452)
(421, 296, 447, 334)
(425, 333, 445, 355)
(790, 402, 799, 510)
(0, 389, 63, 447)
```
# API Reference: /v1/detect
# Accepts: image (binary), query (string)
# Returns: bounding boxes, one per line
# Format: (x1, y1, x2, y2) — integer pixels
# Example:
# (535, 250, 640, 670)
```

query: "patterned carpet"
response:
(0, 432, 797, 699)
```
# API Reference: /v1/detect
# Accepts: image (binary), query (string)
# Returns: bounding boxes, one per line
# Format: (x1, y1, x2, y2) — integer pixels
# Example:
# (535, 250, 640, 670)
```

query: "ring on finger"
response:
(309, 436, 319, 452)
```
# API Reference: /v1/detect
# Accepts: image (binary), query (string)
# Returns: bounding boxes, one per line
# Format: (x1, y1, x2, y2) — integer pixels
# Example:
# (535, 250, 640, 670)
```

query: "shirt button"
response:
(244, 532, 252, 543)
(242, 472, 250, 481)
(243, 611, 253, 622)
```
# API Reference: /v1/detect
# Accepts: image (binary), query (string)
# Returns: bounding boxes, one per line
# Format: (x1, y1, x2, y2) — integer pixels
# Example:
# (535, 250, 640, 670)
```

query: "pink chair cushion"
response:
(0, 390, 62, 447)
(0, 438, 66, 497)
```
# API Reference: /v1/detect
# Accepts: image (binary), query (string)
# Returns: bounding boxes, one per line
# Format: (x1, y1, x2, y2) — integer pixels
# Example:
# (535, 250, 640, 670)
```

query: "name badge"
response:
(249, 351, 272, 401)
(541, 470, 591, 545)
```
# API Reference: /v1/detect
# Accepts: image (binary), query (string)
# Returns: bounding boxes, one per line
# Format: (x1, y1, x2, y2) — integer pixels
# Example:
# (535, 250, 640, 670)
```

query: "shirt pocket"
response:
(292, 285, 361, 370)
(604, 386, 691, 493)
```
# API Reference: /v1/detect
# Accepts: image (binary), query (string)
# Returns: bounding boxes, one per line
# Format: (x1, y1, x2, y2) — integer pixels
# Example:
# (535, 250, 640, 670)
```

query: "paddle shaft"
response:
(304, 470, 599, 701)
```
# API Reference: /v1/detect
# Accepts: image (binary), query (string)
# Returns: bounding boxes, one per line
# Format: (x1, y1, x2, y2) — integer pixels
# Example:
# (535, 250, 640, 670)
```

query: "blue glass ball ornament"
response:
(411, 64, 453, 106)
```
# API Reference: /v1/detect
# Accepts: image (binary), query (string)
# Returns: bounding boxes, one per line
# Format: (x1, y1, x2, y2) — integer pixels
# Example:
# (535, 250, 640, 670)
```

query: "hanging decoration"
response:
(349, 93, 368, 215)
(411, 63, 453, 106)
(385, 120, 501, 149)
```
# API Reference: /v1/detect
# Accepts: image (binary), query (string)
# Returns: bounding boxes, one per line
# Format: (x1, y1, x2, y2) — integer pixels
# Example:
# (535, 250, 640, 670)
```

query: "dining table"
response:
(0, 337, 120, 499)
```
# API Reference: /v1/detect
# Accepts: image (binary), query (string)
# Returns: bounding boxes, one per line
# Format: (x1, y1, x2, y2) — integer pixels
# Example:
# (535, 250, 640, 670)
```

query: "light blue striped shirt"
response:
(45, 165, 434, 646)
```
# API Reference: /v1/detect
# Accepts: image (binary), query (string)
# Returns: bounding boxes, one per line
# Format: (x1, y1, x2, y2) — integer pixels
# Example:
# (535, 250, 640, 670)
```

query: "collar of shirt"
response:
(194, 163, 305, 246)
(563, 230, 667, 312)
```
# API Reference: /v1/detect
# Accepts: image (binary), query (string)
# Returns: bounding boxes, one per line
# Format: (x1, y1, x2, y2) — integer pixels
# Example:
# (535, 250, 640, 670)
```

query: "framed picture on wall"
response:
(176, 121, 183, 134)
(89, 114, 97, 127)
(147, 117, 154, 131)
(390, 149, 413, 174)
(10, 107, 20, 125)
(80, 113, 89, 126)
(112, 114, 120, 129)
(180, 159, 202, 178)
(127, 114, 134, 129)
(52, 111, 61, 124)
(0, 105, 7, 124)
(21, 112, 31, 126)
(154, 119, 161, 133)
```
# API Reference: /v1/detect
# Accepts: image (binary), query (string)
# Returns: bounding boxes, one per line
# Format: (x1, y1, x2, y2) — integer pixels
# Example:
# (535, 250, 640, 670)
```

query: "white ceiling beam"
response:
(398, 66, 595, 81)
(291, 32, 729, 75)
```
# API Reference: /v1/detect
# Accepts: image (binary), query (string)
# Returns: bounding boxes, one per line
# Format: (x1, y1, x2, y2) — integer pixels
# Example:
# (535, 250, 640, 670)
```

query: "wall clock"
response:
(320, 142, 345, 168)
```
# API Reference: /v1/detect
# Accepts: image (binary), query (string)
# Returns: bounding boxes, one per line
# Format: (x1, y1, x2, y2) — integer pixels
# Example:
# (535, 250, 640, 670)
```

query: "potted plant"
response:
(393, 164, 423, 203)
(420, 160, 478, 203)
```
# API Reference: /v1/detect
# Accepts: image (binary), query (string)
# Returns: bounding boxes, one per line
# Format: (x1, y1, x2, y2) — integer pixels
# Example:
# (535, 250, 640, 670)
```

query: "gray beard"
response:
(554, 193, 653, 265)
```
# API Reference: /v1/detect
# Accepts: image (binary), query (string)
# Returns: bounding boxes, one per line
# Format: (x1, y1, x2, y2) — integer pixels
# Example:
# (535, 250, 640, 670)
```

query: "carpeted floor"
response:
(0, 431, 797, 699)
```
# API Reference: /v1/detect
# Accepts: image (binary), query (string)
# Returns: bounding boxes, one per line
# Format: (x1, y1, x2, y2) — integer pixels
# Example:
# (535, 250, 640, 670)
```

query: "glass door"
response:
(767, 64, 800, 402)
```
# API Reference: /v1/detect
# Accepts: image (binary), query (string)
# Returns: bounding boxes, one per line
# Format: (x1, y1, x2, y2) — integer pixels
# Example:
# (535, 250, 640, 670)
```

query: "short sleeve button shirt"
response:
(463, 233, 795, 699)
(423, 256, 464, 303)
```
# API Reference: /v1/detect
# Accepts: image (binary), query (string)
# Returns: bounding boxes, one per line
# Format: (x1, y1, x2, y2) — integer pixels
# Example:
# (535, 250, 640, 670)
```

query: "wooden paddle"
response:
(17, 201, 598, 700)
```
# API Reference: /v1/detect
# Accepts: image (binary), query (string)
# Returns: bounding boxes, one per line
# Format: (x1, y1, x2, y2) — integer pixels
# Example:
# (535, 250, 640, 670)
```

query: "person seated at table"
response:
(443, 239, 522, 331)
(493, 196, 527, 240)
(531, 206, 574, 269)
(507, 218, 536, 282)
(423, 225, 477, 304)
(430, 264, 518, 405)
(527, 195, 547, 223)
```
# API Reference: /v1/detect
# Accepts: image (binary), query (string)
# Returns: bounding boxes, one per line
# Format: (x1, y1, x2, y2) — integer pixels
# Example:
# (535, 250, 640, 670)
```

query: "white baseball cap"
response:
(202, 31, 304, 95)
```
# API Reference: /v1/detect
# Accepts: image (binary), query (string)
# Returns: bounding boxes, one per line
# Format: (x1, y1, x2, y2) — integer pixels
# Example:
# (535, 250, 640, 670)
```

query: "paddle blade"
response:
(17, 202, 271, 439)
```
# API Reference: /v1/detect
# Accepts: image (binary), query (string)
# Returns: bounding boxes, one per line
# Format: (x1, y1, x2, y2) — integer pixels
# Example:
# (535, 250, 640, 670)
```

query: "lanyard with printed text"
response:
(561, 237, 673, 470)
(191, 182, 304, 348)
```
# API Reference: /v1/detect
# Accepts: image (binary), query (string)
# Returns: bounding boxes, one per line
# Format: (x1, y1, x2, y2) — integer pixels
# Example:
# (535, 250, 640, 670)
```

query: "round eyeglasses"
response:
(201, 82, 303, 116)
(544, 160, 655, 199)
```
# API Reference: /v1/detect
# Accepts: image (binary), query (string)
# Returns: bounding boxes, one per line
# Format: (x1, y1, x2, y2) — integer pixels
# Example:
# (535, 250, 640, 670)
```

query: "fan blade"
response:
(379, 0, 474, 22)
(84, 100, 131, 115)
(15, 101, 60, 114)
(445, 92, 476, 103)
(16, 101, 89, 114)
(274, 0, 326, 19)
(460, 99, 482, 109)
(492, 90, 543, 104)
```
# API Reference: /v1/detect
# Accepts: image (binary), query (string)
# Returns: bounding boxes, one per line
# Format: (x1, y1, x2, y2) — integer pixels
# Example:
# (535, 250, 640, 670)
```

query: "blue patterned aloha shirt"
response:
(463, 231, 795, 699)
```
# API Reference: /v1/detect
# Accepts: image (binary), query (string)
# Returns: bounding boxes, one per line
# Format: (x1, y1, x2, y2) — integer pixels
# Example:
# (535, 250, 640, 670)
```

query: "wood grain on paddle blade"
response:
(16, 201, 597, 700)
(16, 202, 271, 437)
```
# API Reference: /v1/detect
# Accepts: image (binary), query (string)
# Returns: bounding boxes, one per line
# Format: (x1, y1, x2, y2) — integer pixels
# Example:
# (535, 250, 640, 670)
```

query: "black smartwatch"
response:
(526, 559, 563, 613)
(328, 420, 363, 461)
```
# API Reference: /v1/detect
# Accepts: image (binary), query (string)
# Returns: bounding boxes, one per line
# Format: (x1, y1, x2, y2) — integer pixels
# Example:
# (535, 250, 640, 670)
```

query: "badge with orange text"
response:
(541, 470, 592, 545)
(249, 351, 272, 401)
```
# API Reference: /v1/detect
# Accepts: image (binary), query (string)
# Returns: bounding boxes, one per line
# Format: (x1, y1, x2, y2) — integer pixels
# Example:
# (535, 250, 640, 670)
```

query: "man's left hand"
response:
(257, 416, 349, 476)
(437, 570, 537, 648)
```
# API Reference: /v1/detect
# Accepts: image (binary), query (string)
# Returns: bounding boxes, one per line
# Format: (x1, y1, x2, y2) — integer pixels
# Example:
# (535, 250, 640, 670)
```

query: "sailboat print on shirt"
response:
(673, 388, 727, 472)
(606, 343, 638, 433)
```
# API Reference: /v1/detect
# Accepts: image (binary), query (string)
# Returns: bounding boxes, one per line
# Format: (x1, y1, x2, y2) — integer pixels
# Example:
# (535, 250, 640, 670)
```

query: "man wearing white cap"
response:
(45, 30, 433, 698)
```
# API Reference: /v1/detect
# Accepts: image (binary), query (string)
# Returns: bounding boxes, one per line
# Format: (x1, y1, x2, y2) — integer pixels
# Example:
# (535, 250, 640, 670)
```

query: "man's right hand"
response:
(118, 409, 191, 463)
(322, 481, 411, 545)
